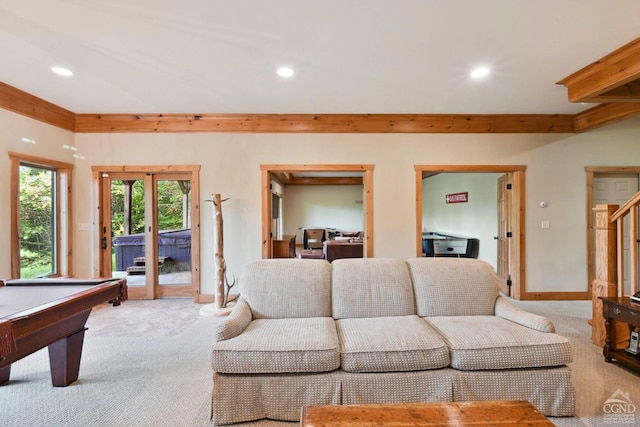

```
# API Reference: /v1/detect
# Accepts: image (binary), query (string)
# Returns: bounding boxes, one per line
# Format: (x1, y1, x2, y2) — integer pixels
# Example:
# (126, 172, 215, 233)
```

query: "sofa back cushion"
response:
(407, 258, 500, 317)
(241, 259, 332, 319)
(332, 258, 415, 319)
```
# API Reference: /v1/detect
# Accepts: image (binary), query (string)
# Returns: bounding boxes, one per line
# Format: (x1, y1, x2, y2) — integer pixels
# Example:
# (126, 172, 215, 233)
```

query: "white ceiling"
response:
(1, 0, 639, 115)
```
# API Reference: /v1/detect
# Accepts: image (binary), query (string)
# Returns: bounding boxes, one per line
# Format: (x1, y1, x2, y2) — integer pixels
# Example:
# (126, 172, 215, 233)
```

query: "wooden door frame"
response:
(261, 164, 374, 259)
(91, 165, 201, 301)
(585, 166, 640, 300)
(415, 165, 527, 300)
(497, 173, 512, 296)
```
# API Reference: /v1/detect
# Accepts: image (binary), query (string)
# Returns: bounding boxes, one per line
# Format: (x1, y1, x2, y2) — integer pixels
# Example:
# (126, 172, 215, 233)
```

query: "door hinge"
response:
(507, 231, 513, 238)
(506, 183, 512, 190)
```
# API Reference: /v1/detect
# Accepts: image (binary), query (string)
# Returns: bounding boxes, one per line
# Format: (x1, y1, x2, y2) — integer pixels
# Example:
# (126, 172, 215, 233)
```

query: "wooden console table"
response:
(272, 234, 296, 258)
(301, 401, 553, 426)
(599, 296, 640, 374)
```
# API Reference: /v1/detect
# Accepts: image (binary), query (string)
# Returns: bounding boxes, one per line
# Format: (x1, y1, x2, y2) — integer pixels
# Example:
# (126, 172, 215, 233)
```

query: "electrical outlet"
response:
(78, 223, 90, 231)
(541, 221, 550, 229)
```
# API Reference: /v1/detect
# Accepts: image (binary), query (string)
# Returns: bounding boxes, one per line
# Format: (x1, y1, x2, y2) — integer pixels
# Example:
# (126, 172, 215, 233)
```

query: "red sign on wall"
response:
(446, 192, 468, 204)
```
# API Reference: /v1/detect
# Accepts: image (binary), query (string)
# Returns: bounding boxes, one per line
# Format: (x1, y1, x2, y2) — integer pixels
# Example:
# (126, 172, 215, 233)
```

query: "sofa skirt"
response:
(340, 370, 453, 404)
(452, 366, 575, 417)
(211, 371, 342, 426)
(212, 366, 575, 425)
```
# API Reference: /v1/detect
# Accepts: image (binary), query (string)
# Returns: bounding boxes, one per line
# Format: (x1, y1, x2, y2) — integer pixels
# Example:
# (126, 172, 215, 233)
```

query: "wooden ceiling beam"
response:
(573, 102, 640, 132)
(557, 36, 640, 103)
(0, 82, 75, 132)
(593, 80, 640, 101)
(75, 113, 574, 133)
(282, 172, 294, 184)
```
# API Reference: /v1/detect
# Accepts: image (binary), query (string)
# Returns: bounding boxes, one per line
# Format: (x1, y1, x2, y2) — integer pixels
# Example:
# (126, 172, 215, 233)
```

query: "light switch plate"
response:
(541, 221, 550, 229)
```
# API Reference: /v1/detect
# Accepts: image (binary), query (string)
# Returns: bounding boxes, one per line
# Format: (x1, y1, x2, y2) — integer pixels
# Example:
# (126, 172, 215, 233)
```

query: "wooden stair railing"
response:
(592, 192, 640, 346)
(611, 191, 640, 298)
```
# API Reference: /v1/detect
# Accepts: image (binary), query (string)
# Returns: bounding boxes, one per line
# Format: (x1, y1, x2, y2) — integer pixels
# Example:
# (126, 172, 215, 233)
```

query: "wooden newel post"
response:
(213, 193, 225, 309)
(591, 204, 618, 346)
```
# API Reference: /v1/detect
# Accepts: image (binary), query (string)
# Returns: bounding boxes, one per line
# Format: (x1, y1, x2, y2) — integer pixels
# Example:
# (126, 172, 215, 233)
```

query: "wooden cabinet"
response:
(599, 297, 640, 374)
(272, 235, 296, 258)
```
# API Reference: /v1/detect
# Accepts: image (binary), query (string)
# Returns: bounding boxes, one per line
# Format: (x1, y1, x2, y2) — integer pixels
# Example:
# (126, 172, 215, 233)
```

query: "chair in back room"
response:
(303, 228, 326, 249)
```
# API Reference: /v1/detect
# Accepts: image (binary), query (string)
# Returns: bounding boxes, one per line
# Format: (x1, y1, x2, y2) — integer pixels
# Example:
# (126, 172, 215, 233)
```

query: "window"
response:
(9, 152, 73, 278)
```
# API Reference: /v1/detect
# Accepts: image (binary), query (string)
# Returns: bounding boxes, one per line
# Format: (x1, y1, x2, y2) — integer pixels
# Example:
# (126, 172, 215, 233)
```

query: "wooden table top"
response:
(300, 400, 554, 426)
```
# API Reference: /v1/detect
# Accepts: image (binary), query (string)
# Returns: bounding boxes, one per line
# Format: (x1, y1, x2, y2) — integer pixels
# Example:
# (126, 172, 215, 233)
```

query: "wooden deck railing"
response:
(592, 192, 640, 346)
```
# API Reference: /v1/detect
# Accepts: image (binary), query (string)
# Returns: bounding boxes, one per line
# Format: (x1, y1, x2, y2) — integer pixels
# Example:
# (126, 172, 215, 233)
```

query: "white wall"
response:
(423, 173, 501, 268)
(282, 185, 364, 244)
(0, 109, 75, 277)
(3, 109, 640, 297)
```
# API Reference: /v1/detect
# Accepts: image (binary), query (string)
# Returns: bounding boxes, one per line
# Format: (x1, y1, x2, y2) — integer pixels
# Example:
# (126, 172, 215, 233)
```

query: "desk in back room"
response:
(0, 277, 127, 386)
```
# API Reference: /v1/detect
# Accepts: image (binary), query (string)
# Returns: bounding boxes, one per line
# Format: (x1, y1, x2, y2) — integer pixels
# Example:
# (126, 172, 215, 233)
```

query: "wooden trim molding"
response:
(75, 113, 575, 134)
(521, 291, 589, 301)
(0, 82, 75, 131)
(8, 151, 74, 169)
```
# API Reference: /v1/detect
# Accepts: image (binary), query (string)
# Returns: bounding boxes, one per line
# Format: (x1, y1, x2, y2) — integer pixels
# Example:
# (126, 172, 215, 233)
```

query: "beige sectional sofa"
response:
(210, 257, 575, 425)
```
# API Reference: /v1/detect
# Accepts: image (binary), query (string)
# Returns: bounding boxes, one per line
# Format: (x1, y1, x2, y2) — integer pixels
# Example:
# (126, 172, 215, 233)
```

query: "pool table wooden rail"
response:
(0, 278, 127, 386)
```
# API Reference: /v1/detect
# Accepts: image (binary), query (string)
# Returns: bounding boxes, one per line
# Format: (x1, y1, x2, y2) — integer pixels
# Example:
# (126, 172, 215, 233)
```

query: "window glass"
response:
(19, 164, 57, 278)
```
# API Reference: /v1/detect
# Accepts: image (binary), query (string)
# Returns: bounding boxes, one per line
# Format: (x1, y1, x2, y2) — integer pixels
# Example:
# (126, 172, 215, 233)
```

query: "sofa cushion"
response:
(212, 317, 340, 374)
(425, 316, 572, 370)
(240, 259, 332, 318)
(336, 315, 449, 372)
(407, 258, 500, 317)
(332, 258, 415, 319)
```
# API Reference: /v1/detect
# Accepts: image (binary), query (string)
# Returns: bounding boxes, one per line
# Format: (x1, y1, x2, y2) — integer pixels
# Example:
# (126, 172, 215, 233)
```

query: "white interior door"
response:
(594, 173, 640, 295)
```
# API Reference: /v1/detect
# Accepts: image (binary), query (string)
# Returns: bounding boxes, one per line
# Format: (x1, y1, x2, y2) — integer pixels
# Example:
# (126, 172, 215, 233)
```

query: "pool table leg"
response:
(0, 365, 10, 385)
(48, 328, 87, 387)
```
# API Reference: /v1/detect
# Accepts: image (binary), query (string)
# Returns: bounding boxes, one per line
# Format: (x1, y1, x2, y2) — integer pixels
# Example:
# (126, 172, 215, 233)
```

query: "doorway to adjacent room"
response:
(586, 167, 640, 298)
(261, 164, 374, 260)
(415, 165, 526, 299)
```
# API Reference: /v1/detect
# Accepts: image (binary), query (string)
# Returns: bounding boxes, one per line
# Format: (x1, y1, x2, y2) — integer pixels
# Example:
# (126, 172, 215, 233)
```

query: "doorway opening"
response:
(92, 165, 201, 300)
(261, 164, 374, 259)
(586, 167, 640, 298)
(415, 165, 526, 300)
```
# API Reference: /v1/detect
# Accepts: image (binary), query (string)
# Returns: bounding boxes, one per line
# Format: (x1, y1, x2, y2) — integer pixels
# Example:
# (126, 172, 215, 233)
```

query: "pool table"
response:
(0, 277, 127, 386)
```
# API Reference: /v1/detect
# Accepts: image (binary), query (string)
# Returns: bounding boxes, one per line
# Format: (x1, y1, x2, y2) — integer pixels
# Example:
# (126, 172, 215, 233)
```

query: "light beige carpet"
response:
(0, 298, 637, 426)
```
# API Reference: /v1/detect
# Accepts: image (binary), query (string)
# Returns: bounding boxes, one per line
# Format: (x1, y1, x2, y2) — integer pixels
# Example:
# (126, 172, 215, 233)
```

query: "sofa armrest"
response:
(494, 296, 555, 333)
(214, 297, 252, 341)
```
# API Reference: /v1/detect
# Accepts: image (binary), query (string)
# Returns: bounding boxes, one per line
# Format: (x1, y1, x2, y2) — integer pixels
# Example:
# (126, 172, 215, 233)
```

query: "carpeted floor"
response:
(0, 298, 638, 426)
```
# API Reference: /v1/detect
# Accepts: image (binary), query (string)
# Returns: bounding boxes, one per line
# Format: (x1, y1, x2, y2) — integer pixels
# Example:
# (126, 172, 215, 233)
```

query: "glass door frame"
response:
(92, 165, 201, 301)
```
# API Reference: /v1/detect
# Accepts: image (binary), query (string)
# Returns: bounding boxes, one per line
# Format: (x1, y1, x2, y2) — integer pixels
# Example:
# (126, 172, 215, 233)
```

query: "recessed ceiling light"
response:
(276, 67, 294, 78)
(21, 137, 36, 144)
(470, 66, 490, 79)
(51, 66, 73, 77)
